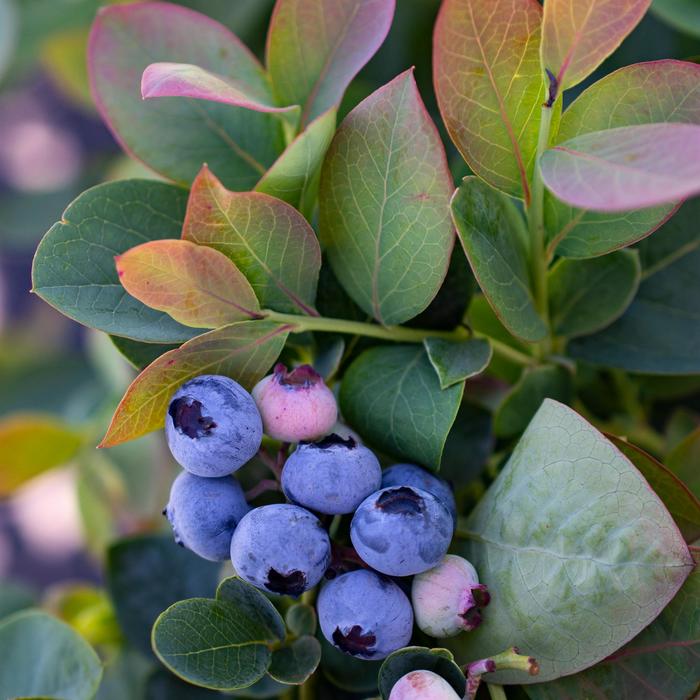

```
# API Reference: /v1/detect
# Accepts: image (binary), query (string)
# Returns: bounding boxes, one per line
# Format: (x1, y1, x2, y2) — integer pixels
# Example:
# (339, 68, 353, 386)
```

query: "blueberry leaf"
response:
(267, 636, 321, 685)
(285, 603, 317, 637)
(109, 336, 179, 371)
(423, 338, 492, 389)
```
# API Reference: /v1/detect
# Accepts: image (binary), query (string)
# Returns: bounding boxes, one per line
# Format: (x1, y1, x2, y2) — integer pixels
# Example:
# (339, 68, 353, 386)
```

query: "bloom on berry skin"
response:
(411, 554, 491, 638)
(252, 363, 338, 442)
(389, 670, 461, 699)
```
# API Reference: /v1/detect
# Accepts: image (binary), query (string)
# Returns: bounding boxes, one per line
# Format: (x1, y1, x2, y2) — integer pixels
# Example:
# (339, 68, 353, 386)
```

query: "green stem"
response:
(487, 684, 508, 700)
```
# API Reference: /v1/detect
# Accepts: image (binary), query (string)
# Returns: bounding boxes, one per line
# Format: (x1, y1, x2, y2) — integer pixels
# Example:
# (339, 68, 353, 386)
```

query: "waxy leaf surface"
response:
(433, 0, 546, 200)
(116, 239, 260, 329)
(101, 321, 289, 447)
(32, 180, 198, 343)
(89, 2, 283, 189)
(451, 177, 547, 343)
(546, 60, 700, 258)
(424, 338, 492, 389)
(319, 70, 454, 325)
(541, 0, 650, 90)
(266, 0, 395, 127)
(268, 636, 322, 685)
(541, 123, 700, 212)
(451, 399, 694, 683)
(183, 166, 321, 316)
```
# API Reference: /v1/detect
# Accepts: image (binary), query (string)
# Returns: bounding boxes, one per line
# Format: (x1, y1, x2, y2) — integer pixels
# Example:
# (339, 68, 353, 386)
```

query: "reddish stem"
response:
(245, 479, 281, 501)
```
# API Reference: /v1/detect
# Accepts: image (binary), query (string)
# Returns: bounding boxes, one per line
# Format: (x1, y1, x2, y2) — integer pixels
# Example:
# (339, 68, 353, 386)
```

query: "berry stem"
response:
(486, 684, 507, 700)
(245, 479, 281, 501)
(258, 446, 282, 479)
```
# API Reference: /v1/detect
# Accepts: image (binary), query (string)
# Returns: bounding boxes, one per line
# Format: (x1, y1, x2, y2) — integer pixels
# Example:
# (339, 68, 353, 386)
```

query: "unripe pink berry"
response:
(389, 670, 461, 700)
(252, 364, 338, 442)
(411, 554, 490, 638)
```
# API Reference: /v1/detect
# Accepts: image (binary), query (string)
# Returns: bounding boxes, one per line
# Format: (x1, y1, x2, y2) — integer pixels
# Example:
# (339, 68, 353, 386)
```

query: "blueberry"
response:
(350, 486, 453, 576)
(164, 471, 249, 561)
(252, 364, 337, 442)
(389, 670, 461, 699)
(230, 504, 331, 596)
(281, 434, 382, 514)
(381, 463, 457, 525)
(165, 375, 262, 477)
(317, 569, 413, 660)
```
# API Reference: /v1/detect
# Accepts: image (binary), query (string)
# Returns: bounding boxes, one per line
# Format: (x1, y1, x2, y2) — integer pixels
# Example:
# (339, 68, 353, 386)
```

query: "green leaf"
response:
(494, 366, 573, 439)
(524, 549, 700, 700)
(110, 336, 178, 371)
(285, 603, 317, 637)
(652, 0, 700, 37)
(548, 250, 641, 338)
(88, 3, 283, 189)
(107, 534, 220, 655)
(667, 428, 700, 499)
(378, 647, 466, 699)
(255, 108, 336, 215)
(449, 399, 694, 683)
(339, 344, 464, 469)
(0, 610, 102, 700)
(266, 0, 395, 128)
(424, 338, 492, 389)
(152, 577, 285, 691)
(441, 402, 494, 487)
(183, 166, 321, 315)
(268, 636, 321, 685)
(545, 60, 700, 258)
(318, 634, 381, 693)
(0, 414, 83, 496)
(100, 321, 289, 447)
(433, 0, 549, 201)
(609, 435, 700, 542)
(319, 69, 455, 325)
(32, 180, 199, 343)
(451, 177, 547, 343)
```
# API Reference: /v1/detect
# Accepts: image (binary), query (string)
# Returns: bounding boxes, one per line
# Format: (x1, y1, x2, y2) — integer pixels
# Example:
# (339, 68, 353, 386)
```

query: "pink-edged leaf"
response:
(433, 0, 550, 202)
(182, 165, 321, 316)
(141, 62, 300, 126)
(541, 0, 651, 91)
(89, 2, 283, 190)
(100, 320, 290, 447)
(266, 0, 395, 128)
(115, 239, 261, 329)
(541, 123, 700, 212)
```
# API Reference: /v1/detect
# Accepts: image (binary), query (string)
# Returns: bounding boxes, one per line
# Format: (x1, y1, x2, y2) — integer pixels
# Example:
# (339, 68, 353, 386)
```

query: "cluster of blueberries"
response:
(163, 364, 490, 681)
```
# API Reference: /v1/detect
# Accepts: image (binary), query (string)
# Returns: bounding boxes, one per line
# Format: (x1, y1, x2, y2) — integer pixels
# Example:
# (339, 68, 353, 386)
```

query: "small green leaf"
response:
(340, 345, 464, 469)
(548, 250, 640, 338)
(285, 603, 317, 637)
(378, 647, 466, 699)
(0, 610, 102, 700)
(652, 0, 700, 37)
(451, 178, 547, 343)
(319, 634, 381, 693)
(667, 428, 700, 499)
(494, 366, 573, 439)
(268, 636, 321, 685)
(424, 338, 492, 389)
(109, 336, 178, 371)
(450, 399, 694, 683)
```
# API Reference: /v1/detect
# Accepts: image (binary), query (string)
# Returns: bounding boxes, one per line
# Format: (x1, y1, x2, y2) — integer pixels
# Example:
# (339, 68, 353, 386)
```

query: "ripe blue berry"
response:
(164, 471, 249, 561)
(350, 486, 453, 576)
(230, 504, 331, 596)
(281, 434, 382, 514)
(389, 670, 461, 699)
(381, 463, 457, 524)
(165, 375, 262, 477)
(318, 569, 413, 660)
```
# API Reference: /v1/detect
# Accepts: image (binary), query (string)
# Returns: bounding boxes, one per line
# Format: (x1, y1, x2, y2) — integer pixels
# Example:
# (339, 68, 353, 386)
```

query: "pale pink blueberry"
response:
(389, 670, 461, 700)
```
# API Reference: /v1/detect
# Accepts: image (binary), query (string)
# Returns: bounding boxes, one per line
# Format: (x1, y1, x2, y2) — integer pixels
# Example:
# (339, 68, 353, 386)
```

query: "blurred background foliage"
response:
(0, 1, 699, 698)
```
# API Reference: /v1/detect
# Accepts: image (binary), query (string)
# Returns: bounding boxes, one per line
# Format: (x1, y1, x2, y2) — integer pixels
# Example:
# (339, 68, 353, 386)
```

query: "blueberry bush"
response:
(7, 0, 699, 698)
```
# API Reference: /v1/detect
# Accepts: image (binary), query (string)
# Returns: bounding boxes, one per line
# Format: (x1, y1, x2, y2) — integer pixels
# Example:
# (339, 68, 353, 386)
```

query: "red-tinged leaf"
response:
(182, 165, 321, 316)
(115, 239, 261, 329)
(541, 0, 651, 91)
(88, 2, 284, 189)
(266, 0, 395, 128)
(433, 0, 549, 201)
(541, 123, 700, 212)
(99, 321, 290, 447)
(141, 62, 301, 126)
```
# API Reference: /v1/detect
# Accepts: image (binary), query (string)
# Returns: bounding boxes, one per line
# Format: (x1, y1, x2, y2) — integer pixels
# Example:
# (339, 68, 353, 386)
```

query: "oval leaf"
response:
(116, 239, 261, 328)
(268, 636, 321, 685)
(89, 2, 283, 189)
(100, 320, 289, 447)
(424, 338, 492, 389)
(541, 0, 650, 91)
(32, 179, 198, 343)
(451, 399, 694, 683)
(266, 0, 395, 128)
(434, 0, 547, 201)
(339, 344, 464, 469)
(0, 610, 102, 700)
(319, 69, 454, 325)
(183, 165, 321, 316)
(541, 123, 700, 212)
